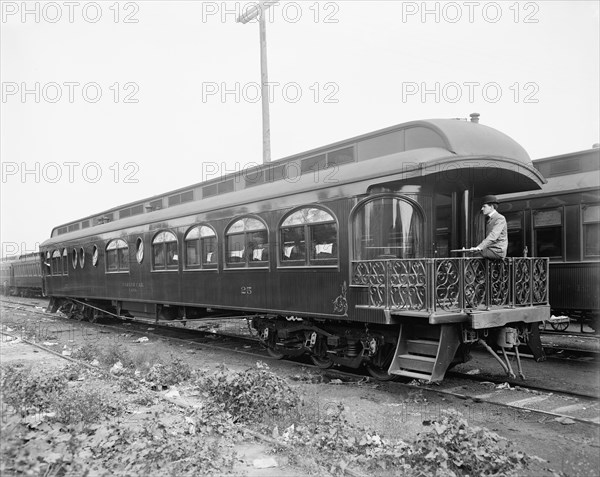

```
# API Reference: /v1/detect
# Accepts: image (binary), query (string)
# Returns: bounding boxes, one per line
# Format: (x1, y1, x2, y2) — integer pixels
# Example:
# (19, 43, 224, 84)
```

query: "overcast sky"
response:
(1, 0, 599, 257)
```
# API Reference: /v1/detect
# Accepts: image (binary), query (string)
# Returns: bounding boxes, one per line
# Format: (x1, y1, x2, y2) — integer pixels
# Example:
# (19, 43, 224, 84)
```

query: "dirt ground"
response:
(1, 304, 599, 476)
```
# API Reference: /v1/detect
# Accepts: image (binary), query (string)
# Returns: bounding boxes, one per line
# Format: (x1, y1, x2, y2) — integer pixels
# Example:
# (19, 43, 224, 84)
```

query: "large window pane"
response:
(185, 225, 217, 269)
(280, 207, 337, 266)
(311, 223, 337, 260)
(153, 231, 177, 271)
(166, 242, 179, 268)
(535, 228, 562, 258)
(353, 197, 423, 260)
(533, 209, 562, 259)
(106, 239, 129, 272)
(227, 233, 246, 264)
(186, 241, 199, 267)
(202, 236, 217, 266)
(584, 223, 600, 257)
(281, 226, 306, 262)
(226, 218, 268, 267)
(107, 250, 118, 271)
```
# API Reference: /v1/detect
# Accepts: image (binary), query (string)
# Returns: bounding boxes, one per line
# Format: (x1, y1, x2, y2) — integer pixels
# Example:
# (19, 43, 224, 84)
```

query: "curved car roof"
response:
(42, 118, 543, 247)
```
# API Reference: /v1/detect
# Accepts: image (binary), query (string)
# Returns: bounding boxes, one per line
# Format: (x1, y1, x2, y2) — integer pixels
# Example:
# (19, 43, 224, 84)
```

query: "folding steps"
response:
(388, 323, 461, 382)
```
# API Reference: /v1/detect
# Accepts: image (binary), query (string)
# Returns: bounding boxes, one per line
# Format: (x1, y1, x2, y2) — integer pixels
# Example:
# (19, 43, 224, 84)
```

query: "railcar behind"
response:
(499, 147, 600, 332)
(0, 253, 43, 297)
(41, 117, 550, 382)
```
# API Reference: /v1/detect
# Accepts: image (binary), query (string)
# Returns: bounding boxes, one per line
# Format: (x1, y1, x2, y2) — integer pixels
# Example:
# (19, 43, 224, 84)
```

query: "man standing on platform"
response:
(474, 195, 508, 259)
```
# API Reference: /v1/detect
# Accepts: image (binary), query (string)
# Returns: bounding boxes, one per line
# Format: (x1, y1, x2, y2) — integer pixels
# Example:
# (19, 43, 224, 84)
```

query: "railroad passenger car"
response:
(40, 117, 550, 382)
(0, 253, 43, 297)
(499, 147, 600, 331)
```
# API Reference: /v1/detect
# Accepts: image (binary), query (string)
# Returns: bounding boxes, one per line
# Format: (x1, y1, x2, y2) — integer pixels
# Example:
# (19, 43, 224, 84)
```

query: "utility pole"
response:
(237, 1, 278, 164)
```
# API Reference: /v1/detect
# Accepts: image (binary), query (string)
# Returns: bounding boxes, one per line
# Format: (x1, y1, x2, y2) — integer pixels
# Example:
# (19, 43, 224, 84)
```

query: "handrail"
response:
(351, 257, 549, 313)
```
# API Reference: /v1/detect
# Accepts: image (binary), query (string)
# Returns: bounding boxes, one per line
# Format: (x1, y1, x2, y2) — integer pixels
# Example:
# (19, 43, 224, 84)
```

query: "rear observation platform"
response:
(351, 256, 549, 381)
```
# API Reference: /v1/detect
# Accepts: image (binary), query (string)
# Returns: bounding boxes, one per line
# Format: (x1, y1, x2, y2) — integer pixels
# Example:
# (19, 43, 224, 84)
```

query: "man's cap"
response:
(481, 195, 499, 205)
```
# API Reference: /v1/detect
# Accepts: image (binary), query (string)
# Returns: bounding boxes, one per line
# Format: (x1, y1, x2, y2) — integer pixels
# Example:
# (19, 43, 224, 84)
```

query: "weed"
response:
(144, 356, 193, 387)
(195, 362, 300, 425)
(0, 364, 67, 415)
(99, 342, 134, 368)
(51, 384, 123, 426)
(406, 409, 531, 476)
(71, 342, 99, 362)
(130, 347, 162, 374)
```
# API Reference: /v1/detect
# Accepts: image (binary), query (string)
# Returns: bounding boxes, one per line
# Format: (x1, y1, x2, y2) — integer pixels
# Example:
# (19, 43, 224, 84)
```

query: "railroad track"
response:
(2, 297, 599, 427)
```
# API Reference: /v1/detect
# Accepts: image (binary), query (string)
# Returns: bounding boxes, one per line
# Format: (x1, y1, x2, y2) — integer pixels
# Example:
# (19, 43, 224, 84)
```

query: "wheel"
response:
(311, 355, 334, 369)
(365, 343, 396, 381)
(310, 337, 334, 369)
(365, 363, 395, 381)
(266, 346, 286, 360)
(550, 321, 569, 332)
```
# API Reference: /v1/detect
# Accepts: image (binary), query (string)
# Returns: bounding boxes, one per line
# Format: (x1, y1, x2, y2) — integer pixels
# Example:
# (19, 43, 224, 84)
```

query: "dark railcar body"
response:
(499, 148, 600, 328)
(0, 253, 43, 297)
(41, 118, 550, 381)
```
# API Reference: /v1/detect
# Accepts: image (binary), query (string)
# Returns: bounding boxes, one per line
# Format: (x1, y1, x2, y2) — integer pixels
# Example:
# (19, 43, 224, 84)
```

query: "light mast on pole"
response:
(237, 1, 279, 164)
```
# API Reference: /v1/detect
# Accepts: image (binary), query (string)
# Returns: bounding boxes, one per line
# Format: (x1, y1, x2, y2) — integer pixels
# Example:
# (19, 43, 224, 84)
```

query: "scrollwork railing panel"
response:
(514, 258, 531, 306)
(532, 258, 548, 304)
(388, 260, 428, 311)
(463, 259, 487, 309)
(351, 257, 548, 312)
(489, 259, 510, 307)
(435, 259, 461, 311)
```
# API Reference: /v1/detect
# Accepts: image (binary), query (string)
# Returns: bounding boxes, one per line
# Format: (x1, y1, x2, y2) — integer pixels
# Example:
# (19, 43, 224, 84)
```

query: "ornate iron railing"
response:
(351, 257, 549, 313)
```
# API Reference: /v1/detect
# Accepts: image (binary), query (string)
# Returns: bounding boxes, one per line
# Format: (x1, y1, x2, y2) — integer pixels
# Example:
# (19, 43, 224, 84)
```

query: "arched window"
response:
(280, 207, 338, 266)
(185, 225, 217, 269)
(351, 195, 424, 260)
(51, 250, 61, 276)
(62, 248, 68, 275)
(79, 247, 85, 268)
(106, 239, 129, 272)
(225, 217, 269, 268)
(152, 231, 179, 271)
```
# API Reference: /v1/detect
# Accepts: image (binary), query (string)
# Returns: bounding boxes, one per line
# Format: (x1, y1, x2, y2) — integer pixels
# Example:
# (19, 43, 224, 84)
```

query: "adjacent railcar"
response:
(499, 147, 600, 331)
(41, 118, 550, 382)
(0, 253, 43, 297)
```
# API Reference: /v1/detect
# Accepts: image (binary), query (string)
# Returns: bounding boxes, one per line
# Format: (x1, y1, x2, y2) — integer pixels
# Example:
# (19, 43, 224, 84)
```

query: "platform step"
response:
(397, 354, 436, 373)
(406, 339, 439, 356)
(389, 369, 433, 381)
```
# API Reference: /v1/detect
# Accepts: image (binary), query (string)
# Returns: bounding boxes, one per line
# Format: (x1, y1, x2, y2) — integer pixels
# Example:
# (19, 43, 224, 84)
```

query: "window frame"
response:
(78, 247, 85, 269)
(92, 245, 99, 267)
(350, 194, 425, 261)
(224, 216, 270, 269)
(135, 238, 144, 264)
(532, 207, 563, 260)
(72, 248, 78, 269)
(505, 211, 525, 257)
(152, 230, 180, 271)
(278, 206, 339, 268)
(184, 225, 218, 271)
(62, 248, 68, 275)
(105, 239, 130, 273)
(582, 203, 600, 260)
